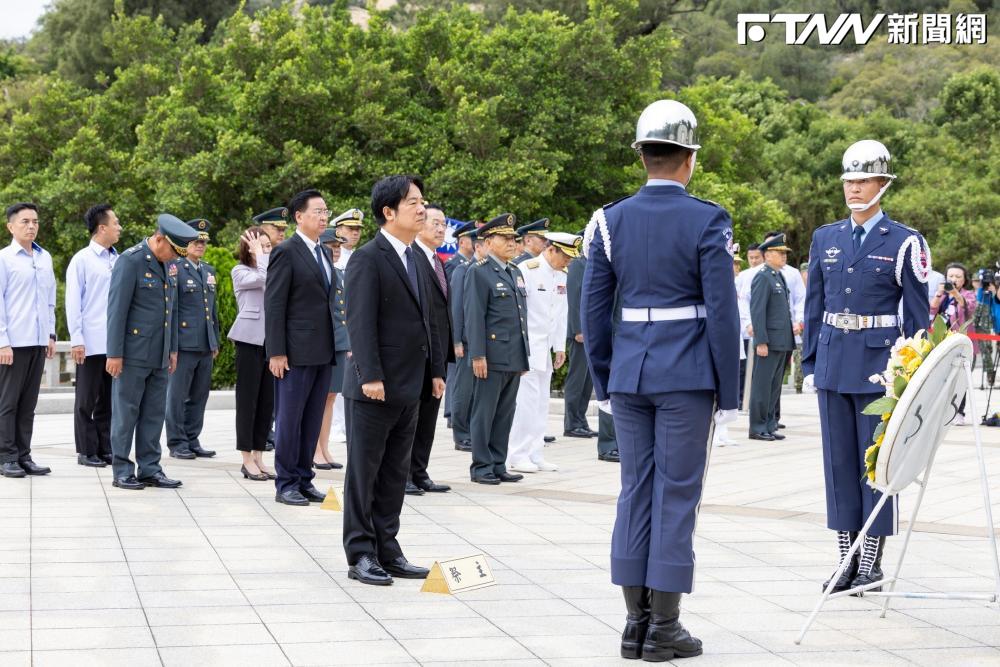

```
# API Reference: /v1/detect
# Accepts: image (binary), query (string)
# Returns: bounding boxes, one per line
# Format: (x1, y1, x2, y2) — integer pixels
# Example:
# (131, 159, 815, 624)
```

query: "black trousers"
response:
(0, 346, 45, 464)
(273, 363, 330, 495)
(597, 409, 617, 456)
(409, 393, 441, 485)
(234, 342, 274, 452)
(343, 398, 419, 565)
(563, 339, 593, 432)
(74, 355, 112, 457)
(738, 339, 749, 405)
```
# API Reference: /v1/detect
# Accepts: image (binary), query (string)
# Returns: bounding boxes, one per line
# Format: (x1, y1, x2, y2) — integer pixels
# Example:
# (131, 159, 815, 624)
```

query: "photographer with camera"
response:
(974, 266, 999, 387)
(931, 262, 978, 423)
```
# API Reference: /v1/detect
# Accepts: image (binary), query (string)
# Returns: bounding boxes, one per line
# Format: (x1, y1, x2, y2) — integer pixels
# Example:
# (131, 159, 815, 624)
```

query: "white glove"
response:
(598, 399, 612, 415)
(714, 409, 737, 425)
(803, 374, 816, 393)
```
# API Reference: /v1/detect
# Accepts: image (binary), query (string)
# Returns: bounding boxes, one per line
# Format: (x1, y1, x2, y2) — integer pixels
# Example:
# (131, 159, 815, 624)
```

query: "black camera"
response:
(944, 281, 954, 291)
(983, 269, 995, 286)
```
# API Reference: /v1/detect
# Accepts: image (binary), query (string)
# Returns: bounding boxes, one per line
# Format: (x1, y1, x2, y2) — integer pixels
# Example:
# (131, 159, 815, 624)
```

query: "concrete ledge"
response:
(37, 390, 238, 415)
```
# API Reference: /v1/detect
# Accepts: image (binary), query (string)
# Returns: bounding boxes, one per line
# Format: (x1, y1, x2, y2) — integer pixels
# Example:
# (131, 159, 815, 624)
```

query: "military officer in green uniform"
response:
(464, 214, 530, 484)
(165, 218, 221, 460)
(106, 214, 199, 490)
(253, 207, 289, 248)
(512, 217, 550, 265)
(748, 234, 795, 441)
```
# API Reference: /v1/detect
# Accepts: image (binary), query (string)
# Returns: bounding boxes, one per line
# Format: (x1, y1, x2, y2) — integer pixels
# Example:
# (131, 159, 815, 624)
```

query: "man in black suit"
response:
(264, 189, 337, 506)
(342, 175, 445, 586)
(406, 204, 454, 496)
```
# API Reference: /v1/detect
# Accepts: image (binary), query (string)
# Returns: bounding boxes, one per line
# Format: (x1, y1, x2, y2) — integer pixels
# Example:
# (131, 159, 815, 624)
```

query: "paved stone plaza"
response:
(2, 387, 1000, 666)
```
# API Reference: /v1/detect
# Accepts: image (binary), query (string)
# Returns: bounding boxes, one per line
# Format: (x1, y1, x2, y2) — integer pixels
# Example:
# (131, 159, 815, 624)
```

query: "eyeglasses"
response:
(311, 209, 331, 217)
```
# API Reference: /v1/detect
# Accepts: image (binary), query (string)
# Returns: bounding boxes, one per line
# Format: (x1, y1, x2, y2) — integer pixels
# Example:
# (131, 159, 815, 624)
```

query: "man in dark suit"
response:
(264, 189, 337, 506)
(406, 204, 454, 495)
(748, 234, 795, 441)
(342, 175, 445, 586)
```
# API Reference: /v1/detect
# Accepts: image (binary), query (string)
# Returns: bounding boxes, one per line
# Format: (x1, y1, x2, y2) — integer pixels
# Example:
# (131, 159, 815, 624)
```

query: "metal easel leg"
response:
(964, 361, 1000, 605)
(795, 492, 891, 645)
(879, 458, 935, 618)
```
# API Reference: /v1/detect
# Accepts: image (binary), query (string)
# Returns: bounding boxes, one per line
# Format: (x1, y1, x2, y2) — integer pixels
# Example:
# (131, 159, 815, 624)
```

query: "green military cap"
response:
(759, 233, 790, 253)
(480, 213, 518, 238)
(453, 220, 479, 238)
(157, 213, 199, 257)
(515, 217, 550, 238)
(799, 262, 809, 271)
(185, 218, 211, 241)
(319, 228, 347, 245)
(545, 231, 582, 258)
(332, 208, 365, 228)
(252, 207, 289, 228)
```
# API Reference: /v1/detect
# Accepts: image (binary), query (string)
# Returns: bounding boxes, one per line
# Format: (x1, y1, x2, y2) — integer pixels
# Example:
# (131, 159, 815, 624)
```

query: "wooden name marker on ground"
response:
(421, 554, 496, 594)
(320, 487, 342, 511)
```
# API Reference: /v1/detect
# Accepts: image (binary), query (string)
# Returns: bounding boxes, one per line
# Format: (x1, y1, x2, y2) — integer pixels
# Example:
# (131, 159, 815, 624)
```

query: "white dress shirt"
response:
(414, 238, 437, 264)
(0, 240, 57, 348)
(296, 229, 331, 284)
(334, 246, 353, 271)
(65, 240, 118, 355)
(737, 263, 805, 338)
(380, 228, 410, 269)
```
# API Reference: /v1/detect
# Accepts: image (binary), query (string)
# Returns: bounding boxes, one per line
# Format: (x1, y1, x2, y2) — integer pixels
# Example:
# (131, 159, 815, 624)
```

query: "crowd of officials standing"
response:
(0, 179, 614, 585)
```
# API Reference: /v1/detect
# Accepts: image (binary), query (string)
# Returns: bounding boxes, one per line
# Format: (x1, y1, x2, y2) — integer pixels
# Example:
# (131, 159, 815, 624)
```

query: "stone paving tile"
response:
(157, 643, 290, 667)
(30, 648, 162, 667)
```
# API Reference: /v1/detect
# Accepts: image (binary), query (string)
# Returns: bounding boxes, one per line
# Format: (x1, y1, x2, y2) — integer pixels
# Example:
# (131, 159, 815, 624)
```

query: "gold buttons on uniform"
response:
(490, 334, 496, 340)
(132, 328, 139, 334)
(181, 322, 187, 327)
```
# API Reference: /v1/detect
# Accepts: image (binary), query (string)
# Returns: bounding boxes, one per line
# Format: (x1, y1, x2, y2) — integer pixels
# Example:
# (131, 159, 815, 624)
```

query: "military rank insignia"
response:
(168, 264, 178, 276)
(207, 274, 216, 285)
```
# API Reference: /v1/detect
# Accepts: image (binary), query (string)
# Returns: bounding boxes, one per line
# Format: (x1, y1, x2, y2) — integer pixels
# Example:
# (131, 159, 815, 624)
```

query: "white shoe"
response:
(509, 460, 539, 473)
(714, 436, 739, 447)
(532, 459, 559, 472)
(954, 414, 967, 426)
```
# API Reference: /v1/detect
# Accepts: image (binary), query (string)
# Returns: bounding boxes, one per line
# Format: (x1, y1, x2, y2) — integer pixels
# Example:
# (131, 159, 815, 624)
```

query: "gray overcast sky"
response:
(1, 0, 49, 40)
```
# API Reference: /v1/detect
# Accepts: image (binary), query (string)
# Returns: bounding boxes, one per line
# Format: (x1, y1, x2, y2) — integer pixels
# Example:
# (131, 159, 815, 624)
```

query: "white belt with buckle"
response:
(823, 312, 899, 330)
(621, 305, 707, 322)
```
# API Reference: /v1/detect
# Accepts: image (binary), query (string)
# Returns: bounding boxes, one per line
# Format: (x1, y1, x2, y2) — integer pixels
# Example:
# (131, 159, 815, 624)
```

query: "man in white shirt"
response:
(0, 203, 56, 478)
(507, 233, 577, 472)
(333, 208, 364, 271)
(66, 204, 121, 467)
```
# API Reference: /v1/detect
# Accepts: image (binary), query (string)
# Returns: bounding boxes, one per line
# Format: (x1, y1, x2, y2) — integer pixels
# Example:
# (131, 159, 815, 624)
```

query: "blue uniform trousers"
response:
(611, 390, 714, 593)
(165, 350, 214, 452)
(273, 364, 331, 495)
(817, 389, 897, 536)
(443, 362, 456, 418)
(110, 364, 168, 480)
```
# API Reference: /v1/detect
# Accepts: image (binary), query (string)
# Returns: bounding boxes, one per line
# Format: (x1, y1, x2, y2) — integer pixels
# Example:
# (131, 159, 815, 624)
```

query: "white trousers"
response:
(507, 368, 552, 465)
(331, 394, 346, 438)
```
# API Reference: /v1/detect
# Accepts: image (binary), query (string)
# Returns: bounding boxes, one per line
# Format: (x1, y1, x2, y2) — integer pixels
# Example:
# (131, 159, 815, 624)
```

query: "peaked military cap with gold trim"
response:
(185, 218, 211, 241)
(252, 207, 288, 228)
(515, 217, 550, 238)
(332, 208, 364, 228)
(319, 228, 347, 245)
(479, 213, 518, 238)
(157, 213, 199, 257)
(759, 233, 790, 253)
(545, 231, 582, 258)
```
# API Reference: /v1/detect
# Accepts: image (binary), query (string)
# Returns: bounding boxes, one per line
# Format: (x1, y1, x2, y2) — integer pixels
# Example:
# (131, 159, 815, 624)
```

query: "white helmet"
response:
(841, 140, 896, 181)
(631, 100, 701, 150)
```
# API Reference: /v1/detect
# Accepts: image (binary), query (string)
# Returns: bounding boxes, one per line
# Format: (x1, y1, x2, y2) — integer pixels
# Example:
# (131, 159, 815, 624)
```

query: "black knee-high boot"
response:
(823, 530, 859, 592)
(621, 586, 649, 659)
(851, 534, 886, 593)
(640, 589, 702, 662)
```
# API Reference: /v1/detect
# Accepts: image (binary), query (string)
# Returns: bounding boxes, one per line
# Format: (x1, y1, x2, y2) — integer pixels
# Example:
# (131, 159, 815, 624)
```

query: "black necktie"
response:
(314, 245, 330, 291)
(404, 247, 421, 305)
(852, 225, 864, 253)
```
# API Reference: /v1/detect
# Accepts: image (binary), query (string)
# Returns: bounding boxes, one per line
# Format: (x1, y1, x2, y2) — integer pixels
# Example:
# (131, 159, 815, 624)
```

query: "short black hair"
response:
(371, 175, 424, 226)
(425, 203, 444, 214)
(287, 189, 324, 219)
(6, 202, 37, 221)
(84, 204, 113, 234)
(946, 262, 971, 289)
(747, 243, 760, 251)
(639, 143, 694, 172)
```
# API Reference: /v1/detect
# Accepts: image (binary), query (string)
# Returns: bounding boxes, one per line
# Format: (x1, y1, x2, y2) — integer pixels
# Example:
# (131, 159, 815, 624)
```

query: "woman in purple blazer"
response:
(229, 228, 274, 480)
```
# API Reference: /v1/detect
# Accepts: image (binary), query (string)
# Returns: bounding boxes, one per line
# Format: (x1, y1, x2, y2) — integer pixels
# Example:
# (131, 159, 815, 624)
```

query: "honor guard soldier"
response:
(448, 221, 482, 452)
(165, 218, 220, 460)
(507, 232, 578, 472)
(802, 140, 931, 594)
(582, 100, 740, 660)
(748, 234, 794, 441)
(332, 207, 364, 270)
(464, 214, 530, 484)
(512, 217, 550, 265)
(106, 214, 199, 490)
(253, 207, 289, 248)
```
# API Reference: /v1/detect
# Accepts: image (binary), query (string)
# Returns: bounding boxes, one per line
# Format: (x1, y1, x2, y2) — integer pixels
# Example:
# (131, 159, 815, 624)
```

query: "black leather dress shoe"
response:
(599, 450, 621, 462)
(404, 481, 425, 496)
(416, 479, 451, 493)
(78, 454, 107, 467)
(276, 489, 309, 506)
(749, 432, 776, 441)
(139, 472, 182, 488)
(497, 471, 523, 482)
(454, 440, 472, 452)
(112, 475, 145, 490)
(543, 435, 556, 443)
(313, 462, 334, 470)
(564, 428, 595, 438)
(169, 448, 196, 460)
(0, 462, 26, 478)
(348, 553, 393, 585)
(383, 556, 429, 579)
(777, 422, 786, 429)
(299, 485, 327, 502)
(189, 445, 216, 458)
(99, 454, 114, 465)
(20, 459, 51, 475)
(264, 441, 274, 452)
(471, 473, 501, 485)
(768, 431, 786, 440)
